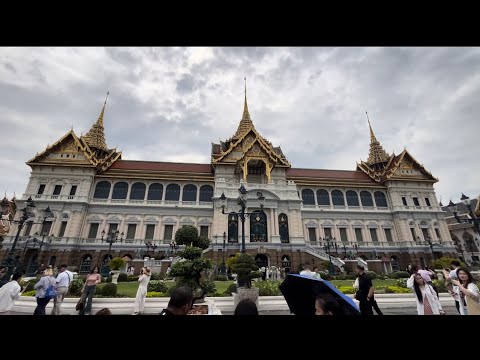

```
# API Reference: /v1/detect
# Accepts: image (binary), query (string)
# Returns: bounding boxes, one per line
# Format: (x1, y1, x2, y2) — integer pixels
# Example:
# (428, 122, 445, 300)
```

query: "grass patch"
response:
(214, 281, 234, 295)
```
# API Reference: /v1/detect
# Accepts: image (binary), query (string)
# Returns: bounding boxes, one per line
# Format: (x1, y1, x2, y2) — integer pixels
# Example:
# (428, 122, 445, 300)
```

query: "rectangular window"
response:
(421, 228, 429, 240)
(53, 185, 62, 195)
(23, 222, 33, 237)
(145, 224, 156, 240)
(126, 224, 137, 239)
(58, 221, 68, 238)
(370, 228, 378, 242)
(163, 225, 173, 240)
(410, 227, 417, 241)
(69, 185, 77, 196)
(88, 223, 99, 239)
(384, 228, 393, 242)
(413, 197, 420, 206)
(339, 228, 348, 243)
(37, 184, 46, 195)
(355, 228, 363, 242)
(41, 221, 53, 236)
(434, 228, 441, 240)
(200, 226, 209, 238)
(308, 228, 317, 242)
(401, 197, 407, 206)
(323, 227, 332, 240)
(108, 223, 118, 234)
(425, 197, 431, 207)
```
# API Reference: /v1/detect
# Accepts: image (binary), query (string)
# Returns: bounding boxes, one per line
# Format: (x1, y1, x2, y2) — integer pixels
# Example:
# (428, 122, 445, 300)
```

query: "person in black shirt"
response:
(355, 265, 374, 316)
(159, 286, 193, 315)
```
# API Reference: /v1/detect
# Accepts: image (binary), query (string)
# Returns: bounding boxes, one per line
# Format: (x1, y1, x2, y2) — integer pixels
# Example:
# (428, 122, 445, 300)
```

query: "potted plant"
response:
(229, 253, 261, 308)
(108, 257, 125, 284)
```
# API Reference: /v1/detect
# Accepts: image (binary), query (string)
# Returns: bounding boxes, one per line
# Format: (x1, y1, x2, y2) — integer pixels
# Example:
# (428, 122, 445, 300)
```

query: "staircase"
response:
(304, 245, 345, 268)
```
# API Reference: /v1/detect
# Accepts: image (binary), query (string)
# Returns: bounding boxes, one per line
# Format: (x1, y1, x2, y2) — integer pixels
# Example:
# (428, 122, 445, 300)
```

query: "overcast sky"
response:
(0, 47, 479, 204)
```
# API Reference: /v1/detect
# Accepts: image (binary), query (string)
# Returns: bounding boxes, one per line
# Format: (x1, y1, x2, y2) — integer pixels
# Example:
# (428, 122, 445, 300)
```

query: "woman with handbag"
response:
(451, 267, 480, 315)
(33, 266, 56, 315)
(79, 266, 101, 315)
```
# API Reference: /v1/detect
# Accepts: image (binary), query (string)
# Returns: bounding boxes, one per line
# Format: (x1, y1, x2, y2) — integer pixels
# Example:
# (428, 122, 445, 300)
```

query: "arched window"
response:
(374, 191, 388, 208)
(199, 185, 214, 202)
(301, 189, 315, 205)
(48, 255, 57, 267)
(228, 213, 238, 243)
(316, 189, 330, 206)
(391, 256, 400, 271)
(112, 182, 128, 199)
(346, 190, 359, 206)
(130, 182, 146, 200)
(281, 255, 291, 270)
(254, 254, 269, 268)
(278, 214, 289, 243)
(165, 184, 180, 201)
(360, 191, 373, 207)
(93, 181, 111, 199)
(182, 184, 197, 202)
(331, 190, 345, 206)
(147, 183, 163, 200)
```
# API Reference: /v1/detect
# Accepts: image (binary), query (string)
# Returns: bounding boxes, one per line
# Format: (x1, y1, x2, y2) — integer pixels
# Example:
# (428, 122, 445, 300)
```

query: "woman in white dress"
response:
(407, 273, 444, 315)
(132, 267, 151, 315)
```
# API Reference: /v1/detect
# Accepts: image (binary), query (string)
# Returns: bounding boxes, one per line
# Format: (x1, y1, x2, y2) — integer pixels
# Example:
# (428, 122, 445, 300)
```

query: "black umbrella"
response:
(279, 274, 360, 315)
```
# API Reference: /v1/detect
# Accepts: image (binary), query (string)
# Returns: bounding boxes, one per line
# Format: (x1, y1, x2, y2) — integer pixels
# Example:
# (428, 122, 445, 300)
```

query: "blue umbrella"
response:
(279, 274, 360, 315)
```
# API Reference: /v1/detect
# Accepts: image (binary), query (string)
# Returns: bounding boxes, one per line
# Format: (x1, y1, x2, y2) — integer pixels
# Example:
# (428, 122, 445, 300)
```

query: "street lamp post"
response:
(320, 236, 336, 275)
(219, 185, 265, 253)
(145, 241, 157, 257)
(0, 196, 36, 287)
(101, 228, 124, 271)
(169, 241, 179, 256)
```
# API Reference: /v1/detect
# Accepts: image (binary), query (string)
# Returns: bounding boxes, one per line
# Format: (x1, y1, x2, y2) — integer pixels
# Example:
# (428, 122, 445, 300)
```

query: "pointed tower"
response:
(366, 112, 390, 170)
(233, 78, 254, 139)
(82, 92, 109, 152)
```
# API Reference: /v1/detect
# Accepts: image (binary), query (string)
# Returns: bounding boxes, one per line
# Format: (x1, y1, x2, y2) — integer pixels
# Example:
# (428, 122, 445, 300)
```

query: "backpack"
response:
(45, 284, 57, 300)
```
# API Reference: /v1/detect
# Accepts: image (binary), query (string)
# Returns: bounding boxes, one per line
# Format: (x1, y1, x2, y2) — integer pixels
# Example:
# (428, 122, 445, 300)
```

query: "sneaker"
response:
(131, 312, 139, 315)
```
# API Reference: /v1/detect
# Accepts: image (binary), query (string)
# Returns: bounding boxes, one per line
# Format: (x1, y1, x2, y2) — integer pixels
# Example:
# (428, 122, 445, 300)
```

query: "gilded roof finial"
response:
(242, 77, 250, 121)
(97, 91, 109, 127)
(82, 92, 109, 151)
(365, 112, 390, 166)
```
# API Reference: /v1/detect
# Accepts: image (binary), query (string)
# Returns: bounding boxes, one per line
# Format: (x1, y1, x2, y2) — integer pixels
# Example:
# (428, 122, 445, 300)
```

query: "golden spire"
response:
(365, 112, 390, 165)
(83, 92, 109, 151)
(234, 78, 254, 138)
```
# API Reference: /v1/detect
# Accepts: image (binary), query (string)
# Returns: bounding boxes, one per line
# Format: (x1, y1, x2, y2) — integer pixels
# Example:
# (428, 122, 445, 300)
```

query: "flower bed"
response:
(188, 304, 209, 315)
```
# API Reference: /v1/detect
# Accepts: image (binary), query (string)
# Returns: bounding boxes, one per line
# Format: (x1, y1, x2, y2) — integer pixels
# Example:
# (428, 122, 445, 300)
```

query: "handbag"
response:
(45, 284, 57, 300)
(75, 298, 85, 311)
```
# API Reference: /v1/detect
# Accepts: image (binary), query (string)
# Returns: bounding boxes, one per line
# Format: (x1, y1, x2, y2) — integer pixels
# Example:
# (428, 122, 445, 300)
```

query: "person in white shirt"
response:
(0, 272, 23, 314)
(407, 273, 444, 315)
(451, 267, 480, 316)
(51, 264, 72, 315)
(300, 263, 316, 278)
(132, 267, 152, 315)
(442, 260, 465, 315)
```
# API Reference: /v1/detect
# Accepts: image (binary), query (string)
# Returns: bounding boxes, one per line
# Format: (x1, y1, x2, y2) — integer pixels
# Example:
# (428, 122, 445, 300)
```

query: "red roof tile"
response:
(287, 168, 373, 181)
(109, 160, 213, 173)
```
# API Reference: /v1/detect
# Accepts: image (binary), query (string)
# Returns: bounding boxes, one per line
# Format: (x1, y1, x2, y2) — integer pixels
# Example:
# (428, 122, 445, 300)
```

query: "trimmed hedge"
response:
(147, 280, 169, 293)
(102, 283, 118, 297)
(254, 281, 281, 296)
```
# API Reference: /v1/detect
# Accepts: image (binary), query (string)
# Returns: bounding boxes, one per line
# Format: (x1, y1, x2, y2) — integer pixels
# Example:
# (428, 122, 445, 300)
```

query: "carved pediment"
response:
(322, 220, 334, 227)
(306, 219, 318, 227)
(180, 217, 195, 224)
(162, 217, 176, 224)
(107, 215, 121, 223)
(88, 215, 102, 222)
(126, 216, 140, 223)
(198, 218, 212, 225)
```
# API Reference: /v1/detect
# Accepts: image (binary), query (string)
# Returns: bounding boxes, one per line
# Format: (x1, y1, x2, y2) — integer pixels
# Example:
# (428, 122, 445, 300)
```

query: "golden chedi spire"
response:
(83, 92, 109, 151)
(366, 112, 390, 166)
(234, 78, 254, 138)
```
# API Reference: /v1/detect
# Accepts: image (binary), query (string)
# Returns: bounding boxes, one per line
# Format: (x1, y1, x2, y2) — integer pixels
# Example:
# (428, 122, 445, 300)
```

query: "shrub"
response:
(385, 286, 411, 294)
(254, 281, 281, 296)
(21, 290, 36, 296)
(95, 286, 103, 295)
(395, 279, 408, 288)
(150, 273, 165, 281)
(146, 292, 165, 297)
(337, 286, 356, 294)
(22, 279, 37, 293)
(108, 257, 125, 270)
(148, 280, 169, 293)
(127, 275, 139, 282)
(430, 256, 466, 270)
(230, 253, 260, 288)
(69, 278, 85, 296)
(224, 283, 237, 295)
(432, 279, 447, 293)
(335, 275, 348, 280)
(106, 276, 112, 283)
(366, 271, 377, 279)
(389, 271, 410, 279)
(319, 271, 332, 280)
(102, 283, 118, 297)
(377, 274, 386, 280)
(201, 280, 216, 296)
(216, 275, 228, 281)
(117, 273, 128, 282)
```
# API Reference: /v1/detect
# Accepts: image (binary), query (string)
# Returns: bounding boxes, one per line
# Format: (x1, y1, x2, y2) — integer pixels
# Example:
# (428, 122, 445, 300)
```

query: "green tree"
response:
(230, 253, 261, 288)
(174, 225, 210, 249)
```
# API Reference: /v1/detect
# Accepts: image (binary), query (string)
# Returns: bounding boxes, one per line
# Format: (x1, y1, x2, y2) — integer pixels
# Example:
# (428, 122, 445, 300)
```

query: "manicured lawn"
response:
(214, 281, 234, 294)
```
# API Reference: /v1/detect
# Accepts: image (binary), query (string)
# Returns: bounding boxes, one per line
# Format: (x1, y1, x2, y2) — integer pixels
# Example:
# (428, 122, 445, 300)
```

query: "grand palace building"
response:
(0, 89, 461, 275)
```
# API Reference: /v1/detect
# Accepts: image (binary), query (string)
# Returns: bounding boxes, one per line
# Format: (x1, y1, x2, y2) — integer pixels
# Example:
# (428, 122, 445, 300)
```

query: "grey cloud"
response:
(0, 47, 479, 204)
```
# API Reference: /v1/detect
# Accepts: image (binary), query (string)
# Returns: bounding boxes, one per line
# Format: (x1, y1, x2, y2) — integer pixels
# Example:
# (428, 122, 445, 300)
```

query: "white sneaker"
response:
(131, 312, 138, 315)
